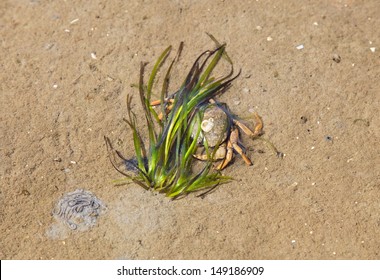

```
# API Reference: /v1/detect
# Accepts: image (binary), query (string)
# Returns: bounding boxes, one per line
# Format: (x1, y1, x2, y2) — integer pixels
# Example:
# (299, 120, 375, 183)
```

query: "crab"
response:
(191, 102, 263, 170)
(151, 98, 264, 170)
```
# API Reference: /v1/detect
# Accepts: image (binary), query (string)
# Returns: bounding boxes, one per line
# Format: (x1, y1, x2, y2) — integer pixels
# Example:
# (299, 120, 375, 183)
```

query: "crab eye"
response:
(201, 118, 214, 132)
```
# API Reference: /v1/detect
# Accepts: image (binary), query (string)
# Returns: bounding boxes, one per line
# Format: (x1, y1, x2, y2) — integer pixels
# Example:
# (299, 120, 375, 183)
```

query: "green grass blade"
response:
(147, 46, 172, 99)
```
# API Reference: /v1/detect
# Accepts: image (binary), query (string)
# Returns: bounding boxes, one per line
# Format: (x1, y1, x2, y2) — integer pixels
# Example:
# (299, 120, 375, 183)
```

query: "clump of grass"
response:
(106, 41, 239, 198)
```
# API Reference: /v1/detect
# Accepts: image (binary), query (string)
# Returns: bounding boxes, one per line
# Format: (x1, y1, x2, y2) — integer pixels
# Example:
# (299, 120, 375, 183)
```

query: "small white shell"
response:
(201, 118, 214, 132)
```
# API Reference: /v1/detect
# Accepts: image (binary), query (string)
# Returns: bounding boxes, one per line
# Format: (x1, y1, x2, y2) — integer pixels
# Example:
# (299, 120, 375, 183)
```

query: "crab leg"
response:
(230, 127, 253, 166)
(193, 153, 209, 161)
(150, 98, 175, 106)
(150, 99, 175, 120)
(216, 140, 234, 170)
(233, 112, 263, 139)
(231, 142, 252, 166)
